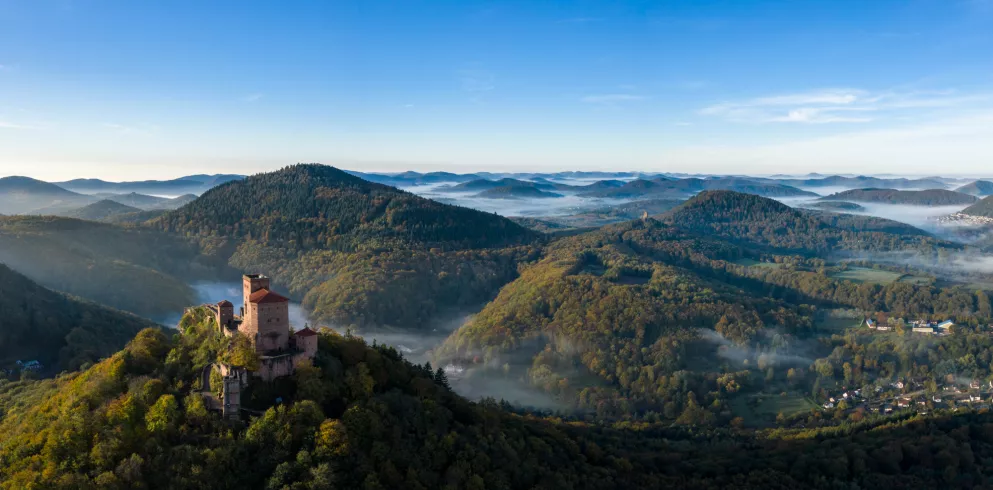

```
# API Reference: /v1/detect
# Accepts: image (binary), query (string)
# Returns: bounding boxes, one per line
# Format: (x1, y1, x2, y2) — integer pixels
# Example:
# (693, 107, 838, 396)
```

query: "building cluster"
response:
(934, 213, 993, 226)
(822, 378, 993, 416)
(863, 318, 955, 335)
(203, 274, 320, 418)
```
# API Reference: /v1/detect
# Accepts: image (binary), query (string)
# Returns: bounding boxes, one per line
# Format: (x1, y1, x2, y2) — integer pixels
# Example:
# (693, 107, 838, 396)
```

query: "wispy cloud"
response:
(700, 88, 990, 124)
(242, 93, 264, 103)
(581, 94, 647, 104)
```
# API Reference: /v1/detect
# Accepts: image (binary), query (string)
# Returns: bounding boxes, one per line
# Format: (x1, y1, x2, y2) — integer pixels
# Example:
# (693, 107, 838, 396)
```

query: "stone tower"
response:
(216, 300, 234, 331)
(242, 274, 271, 313)
(222, 375, 241, 420)
(240, 274, 290, 354)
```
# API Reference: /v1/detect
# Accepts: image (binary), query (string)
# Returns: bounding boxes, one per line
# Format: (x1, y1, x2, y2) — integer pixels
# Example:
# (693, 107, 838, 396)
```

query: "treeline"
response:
(3, 322, 993, 488)
(155, 164, 537, 253)
(0, 216, 216, 319)
(0, 264, 156, 372)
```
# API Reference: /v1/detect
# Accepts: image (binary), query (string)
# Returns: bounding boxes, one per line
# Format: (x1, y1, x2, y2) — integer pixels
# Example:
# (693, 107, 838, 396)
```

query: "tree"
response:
(435, 367, 450, 390)
(145, 394, 180, 435)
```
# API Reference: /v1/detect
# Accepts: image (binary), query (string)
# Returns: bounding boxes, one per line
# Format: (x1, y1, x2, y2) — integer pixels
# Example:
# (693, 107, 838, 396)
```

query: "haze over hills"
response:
(580, 177, 818, 199)
(154, 164, 540, 330)
(956, 180, 993, 197)
(808, 201, 867, 212)
(819, 188, 978, 206)
(0, 176, 94, 215)
(961, 195, 993, 218)
(768, 175, 949, 189)
(0, 216, 215, 319)
(55, 174, 244, 196)
(0, 263, 156, 371)
(435, 191, 980, 419)
(6, 167, 993, 489)
(56, 199, 143, 221)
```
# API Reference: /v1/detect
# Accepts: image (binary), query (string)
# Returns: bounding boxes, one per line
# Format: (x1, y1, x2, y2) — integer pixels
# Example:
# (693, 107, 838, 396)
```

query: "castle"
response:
(208, 274, 318, 382)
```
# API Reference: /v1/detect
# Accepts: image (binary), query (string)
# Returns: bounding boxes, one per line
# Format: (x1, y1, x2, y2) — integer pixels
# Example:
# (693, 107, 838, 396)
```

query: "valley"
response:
(6, 165, 993, 488)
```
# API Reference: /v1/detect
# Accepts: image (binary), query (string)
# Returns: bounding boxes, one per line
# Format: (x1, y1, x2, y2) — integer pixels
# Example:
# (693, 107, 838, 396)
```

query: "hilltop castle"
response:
(208, 274, 318, 382)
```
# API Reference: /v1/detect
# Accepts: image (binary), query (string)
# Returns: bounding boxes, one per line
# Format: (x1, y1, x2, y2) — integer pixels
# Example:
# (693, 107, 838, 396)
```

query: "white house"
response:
(937, 320, 954, 331)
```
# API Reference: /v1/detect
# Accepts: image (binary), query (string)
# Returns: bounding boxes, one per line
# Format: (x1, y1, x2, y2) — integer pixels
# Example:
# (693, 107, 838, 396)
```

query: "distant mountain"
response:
(54, 174, 243, 196)
(772, 175, 947, 189)
(475, 185, 563, 199)
(96, 192, 169, 209)
(0, 263, 156, 371)
(155, 164, 539, 330)
(159, 165, 535, 251)
(0, 216, 204, 319)
(515, 197, 685, 230)
(961, 196, 993, 218)
(348, 170, 482, 187)
(443, 177, 557, 193)
(819, 188, 977, 206)
(955, 180, 993, 197)
(662, 190, 946, 253)
(581, 177, 816, 199)
(807, 201, 867, 212)
(0, 176, 94, 215)
(58, 199, 143, 221)
(151, 193, 198, 210)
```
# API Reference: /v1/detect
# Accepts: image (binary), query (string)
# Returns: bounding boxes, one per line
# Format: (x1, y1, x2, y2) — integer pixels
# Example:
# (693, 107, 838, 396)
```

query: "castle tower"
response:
(216, 300, 234, 333)
(242, 274, 271, 312)
(222, 375, 241, 420)
(247, 288, 290, 354)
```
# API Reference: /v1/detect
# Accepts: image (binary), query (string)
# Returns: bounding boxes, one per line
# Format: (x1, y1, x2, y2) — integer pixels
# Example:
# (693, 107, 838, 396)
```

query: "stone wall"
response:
(256, 354, 295, 382)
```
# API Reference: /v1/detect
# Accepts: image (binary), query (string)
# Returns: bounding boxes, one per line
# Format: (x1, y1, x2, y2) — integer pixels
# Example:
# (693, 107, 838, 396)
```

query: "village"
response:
(862, 317, 956, 335)
(820, 377, 993, 418)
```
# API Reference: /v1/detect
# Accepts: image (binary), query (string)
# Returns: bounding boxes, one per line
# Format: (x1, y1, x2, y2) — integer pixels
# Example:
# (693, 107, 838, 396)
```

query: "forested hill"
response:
(819, 188, 978, 206)
(661, 190, 949, 253)
(0, 264, 155, 371)
(436, 216, 987, 421)
(956, 180, 993, 197)
(962, 195, 993, 218)
(0, 216, 206, 319)
(156, 164, 538, 252)
(0, 176, 93, 215)
(4, 322, 993, 488)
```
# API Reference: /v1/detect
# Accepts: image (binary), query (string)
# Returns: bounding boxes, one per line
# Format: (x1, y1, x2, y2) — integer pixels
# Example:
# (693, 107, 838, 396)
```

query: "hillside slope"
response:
(3, 322, 993, 488)
(0, 216, 207, 319)
(155, 164, 541, 330)
(662, 191, 948, 253)
(58, 199, 143, 221)
(158, 164, 536, 251)
(956, 180, 993, 197)
(0, 264, 155, 371)
(962, 195, 993, 218)
(437, 209, 980, 420)
(819, 188, 977, 206)
(0, 176, 93, 215)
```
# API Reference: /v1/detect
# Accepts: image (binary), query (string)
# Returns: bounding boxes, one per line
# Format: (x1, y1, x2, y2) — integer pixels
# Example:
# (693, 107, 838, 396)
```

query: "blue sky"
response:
(1, 0, 992, 180)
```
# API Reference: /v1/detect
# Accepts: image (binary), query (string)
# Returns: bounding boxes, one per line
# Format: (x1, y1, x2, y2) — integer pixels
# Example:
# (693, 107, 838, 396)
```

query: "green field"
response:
(830, 267, 905, 285)
(816, 316, 859, 332)
(731, 394, 819, 425)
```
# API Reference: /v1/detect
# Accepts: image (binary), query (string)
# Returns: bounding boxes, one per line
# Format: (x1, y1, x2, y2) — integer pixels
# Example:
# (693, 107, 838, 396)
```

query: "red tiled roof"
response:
(249, 288, 289, 304)
(295, 327, 318, 337)
(217, 300, 233, 306)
